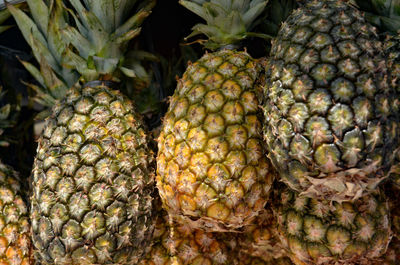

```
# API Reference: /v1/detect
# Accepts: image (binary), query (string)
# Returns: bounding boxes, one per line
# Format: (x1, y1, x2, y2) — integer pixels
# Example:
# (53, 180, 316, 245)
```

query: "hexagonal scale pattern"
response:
(31, 84, 155, 264)
(263, 0, 400, 201)
(157, 49, 275, 232)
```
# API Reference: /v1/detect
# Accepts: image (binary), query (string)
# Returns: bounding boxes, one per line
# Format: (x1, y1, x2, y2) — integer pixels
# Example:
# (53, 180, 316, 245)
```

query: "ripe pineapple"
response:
(140, 207, 236, 265)
(275, 186, 391, 265)
(0, 97, 33, 265)
(9, 0, 157, 264)
(142, 199, 292, 265)
(263, 0, 400, 202)
(0, 162, 32, 265)
(157, 0, 275, 233)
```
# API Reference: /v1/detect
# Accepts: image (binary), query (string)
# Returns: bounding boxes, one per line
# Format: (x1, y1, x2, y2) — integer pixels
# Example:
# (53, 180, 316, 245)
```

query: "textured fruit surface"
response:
(157, 49, 275, 232)
(141, 209, 235, 265)
(388, 149, 400, 190)
(238, 208, 288, 262)
(141, 210, 292, 265)
(384, 36, 400, 189)
(384, 182, 400, 239)
(263, 0, 400, 201)
(31, 83, 155, 264)
(384, 35, 400, 94)
(237, 254, 294, 265)
(0, 162, 33, 265)
(275, 186, 391, 265)
(139, 207, 171, 265)
(375, 237, 400, 265)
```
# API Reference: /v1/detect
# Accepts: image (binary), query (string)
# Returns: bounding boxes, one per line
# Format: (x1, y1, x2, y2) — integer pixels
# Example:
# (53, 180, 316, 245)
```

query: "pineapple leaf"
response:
(61, 47, 98, 79)
(62, 26, 92, 59)
(355, 0, 400, 32)
(68, 0, 108, 50)
(0, 25, 12, 34)
(93, 56, 119, 75)
(7, 3, 47, 48)
(0, 105, 11, 121)
(119, 66, 136, 78)
(39, 56, 67, 99)
(114, 0, 155, 37)
(0, 8, 11, 25)
(26, 0, 49, 35)
(29, 32, 60, 76)
(18, 59, 46, 87)
(180, 1, 208, 21)
(22, 81, 57, 107)
(180, 0, 268, 49)
(242, 1, 267, 26)
(113, 27, 141, 45)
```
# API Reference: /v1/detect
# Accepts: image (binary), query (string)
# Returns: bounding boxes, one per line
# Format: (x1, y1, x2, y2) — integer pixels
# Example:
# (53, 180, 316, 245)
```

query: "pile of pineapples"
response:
(0, 0, 400, 264)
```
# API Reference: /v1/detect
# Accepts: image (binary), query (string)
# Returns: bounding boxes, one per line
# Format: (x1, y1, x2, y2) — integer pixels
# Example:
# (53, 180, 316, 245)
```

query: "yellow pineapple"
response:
(156, 0, 274, 233)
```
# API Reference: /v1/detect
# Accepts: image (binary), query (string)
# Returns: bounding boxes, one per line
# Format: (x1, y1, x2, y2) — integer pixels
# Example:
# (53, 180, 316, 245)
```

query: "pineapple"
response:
(0, 162, 33, 265)
(141, 199, 292, 265)
(0, 91, 33, 265)
(238, 208, 288, 262)
(140, 206, 171, 265)
(275, 185, 391, 265)
(384, 183, 400, 238)
(141, 207, 236, 265)
(237, 254, 293, 265)
(156, 0, 275, 233)
(262, 0, 400, 202)
(376, 237, 400, 265)
(9, 0, 157, 264)
(352, 0, 400, 190)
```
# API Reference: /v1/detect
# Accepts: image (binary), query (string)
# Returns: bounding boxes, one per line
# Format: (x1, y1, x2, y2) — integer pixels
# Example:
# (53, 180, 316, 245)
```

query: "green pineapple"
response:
(263, 0, 400, 202)
(275, 186, 391, 265)
(352, 0, 400, 190)
(156, 0, 275, 233)
(9, 0, 157, 264)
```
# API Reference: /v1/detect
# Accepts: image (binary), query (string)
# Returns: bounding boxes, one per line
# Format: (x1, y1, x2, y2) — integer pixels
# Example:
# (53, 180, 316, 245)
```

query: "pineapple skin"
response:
(140, 209, 292, 265)
(384, 36, 400, 189)
(238, 208, 288, 262)
(157, 49, 275, 232)
(263, 0, 400, 202)
(275, 186, 391, 265)
(31, 83, 156, 264)
(0, 162, 33, 265)
(374, 237, 400, 265)
(140, 209, 235, 265)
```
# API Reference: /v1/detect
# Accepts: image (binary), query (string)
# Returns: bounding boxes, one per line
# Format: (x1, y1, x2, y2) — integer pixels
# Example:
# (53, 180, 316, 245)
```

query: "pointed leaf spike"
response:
(180, 0, 268, 50)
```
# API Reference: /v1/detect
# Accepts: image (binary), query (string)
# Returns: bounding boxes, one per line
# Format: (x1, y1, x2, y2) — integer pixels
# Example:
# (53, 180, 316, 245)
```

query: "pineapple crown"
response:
(60, 0, 156, 81)
(180, 0, 269, 50)
(8, 0, 155, 111)
(354, 0, 400, 33)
